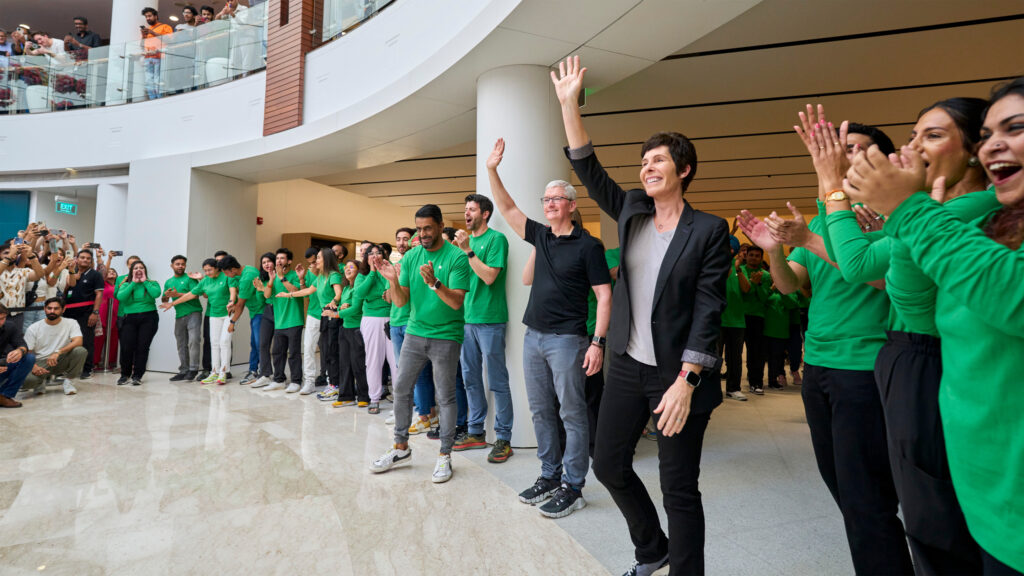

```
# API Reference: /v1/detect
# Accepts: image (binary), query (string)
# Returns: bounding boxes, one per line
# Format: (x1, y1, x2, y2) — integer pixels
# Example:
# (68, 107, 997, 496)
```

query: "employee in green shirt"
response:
(230, 258, 268, 385)
(719, 251, 750, 401)
(450, 193, 512, 462)
(249, 254, 278, 389)
(762, 286, 795, 390)
(162, 254, 202, 381)
(739, 245, 769, 393)
(260, 248, 304, 392)
(317, 245, 348, 401)
(354, 243, 397, 413)
(281, 248, 342, 396)
(845, 79, 1024, 574)
(331, 259, 369, 406)
(737, 107, 913, 576)
(369, 204, 472, 484)
(115, 259, 161, 386)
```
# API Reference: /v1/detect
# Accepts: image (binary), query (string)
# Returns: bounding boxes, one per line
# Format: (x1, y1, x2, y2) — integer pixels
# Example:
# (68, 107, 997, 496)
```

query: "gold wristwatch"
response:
(826, 189, 848, 203)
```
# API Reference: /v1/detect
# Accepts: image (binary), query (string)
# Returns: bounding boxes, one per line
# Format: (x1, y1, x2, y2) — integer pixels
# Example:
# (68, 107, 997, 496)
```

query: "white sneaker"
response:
(62, 379, 77, 396)
(432, 453, 453, 484)
(369, 445, 411, 473)
(299, 382, 315, 395)
(316, 384, 339, 401)
(264, 381, 286, 391)
(384, 411, 395, 425)
(726, 390, 748, 401)
(285, 383, 301, 394)
(250, 376, 271, 388)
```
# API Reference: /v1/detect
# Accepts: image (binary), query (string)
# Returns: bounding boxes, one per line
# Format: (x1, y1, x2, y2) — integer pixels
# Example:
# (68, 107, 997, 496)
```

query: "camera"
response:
(110, 250, 124, 257)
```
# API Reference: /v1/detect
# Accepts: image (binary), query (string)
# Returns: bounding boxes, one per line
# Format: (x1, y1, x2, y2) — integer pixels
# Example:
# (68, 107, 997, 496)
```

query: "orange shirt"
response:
(143, 22, 173, 58)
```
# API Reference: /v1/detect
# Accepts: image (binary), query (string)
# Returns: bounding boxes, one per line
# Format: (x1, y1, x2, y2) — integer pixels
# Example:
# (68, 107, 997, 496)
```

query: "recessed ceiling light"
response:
(169, 15, 179, 21)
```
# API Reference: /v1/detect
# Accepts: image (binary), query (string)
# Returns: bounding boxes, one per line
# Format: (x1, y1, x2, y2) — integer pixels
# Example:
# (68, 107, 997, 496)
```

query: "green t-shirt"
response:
(389, 255, 411, 327)
(315, 271, 342, 318)
(190, 273, 236, 318)
(763, 291, 794, 339)
(237, 265, 266, 317)
(163, 275, 202, 318)
(464, 227, 509, 324)
(721, 265, 746, 329)
(739, 264, 769, 317)
(114, 274, 130, 317)
(789, 215, 888, 370)
(399, 242, 472, 342)
(586, 247, 620, 335)
(338, 284, 364, 329)
(114, 280, 161, 315)
(271, 269, 304, 329)
(354, 271, 392, 318)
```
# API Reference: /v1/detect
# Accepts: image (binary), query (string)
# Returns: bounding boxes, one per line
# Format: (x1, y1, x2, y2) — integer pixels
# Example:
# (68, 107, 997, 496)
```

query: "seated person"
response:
(0, 303, 35, 408)
(23, 298, 88, 396)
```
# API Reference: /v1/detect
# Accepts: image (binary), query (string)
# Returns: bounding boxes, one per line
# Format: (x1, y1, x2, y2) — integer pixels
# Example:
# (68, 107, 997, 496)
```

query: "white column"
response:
(94, 183, 128, 251)
(476, 65, 570, 448)
(105, 0, 151, 105)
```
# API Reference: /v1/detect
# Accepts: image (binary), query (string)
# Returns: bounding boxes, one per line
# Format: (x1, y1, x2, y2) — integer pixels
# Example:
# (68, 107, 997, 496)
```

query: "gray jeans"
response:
(174, 311, 202, 372)
(393, 334, 461, 453)
(24, 346, 88, 390)
(523, 327, 590, 489)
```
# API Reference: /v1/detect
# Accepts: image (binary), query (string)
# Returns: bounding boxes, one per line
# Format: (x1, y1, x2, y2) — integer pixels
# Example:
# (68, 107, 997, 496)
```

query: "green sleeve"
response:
(605, 247, 621, 270)
(352, 272, 375, 299)
(483, 234, 509, 269)
(448, 253, 473, 291)
(144, 280, 161, 299)
(887, 193, 1024, 329)
(115, 281, 133, 300)
(228, 276, 239, 289)
(818, 201, 838, 262)
(191, 279, 205, 297)
(398, 258, 410, 288)
(238, 276, 255, 301)
(885, 239, 938, 334)
(338, 288, 364, 319)
(825, 210, 890, 283)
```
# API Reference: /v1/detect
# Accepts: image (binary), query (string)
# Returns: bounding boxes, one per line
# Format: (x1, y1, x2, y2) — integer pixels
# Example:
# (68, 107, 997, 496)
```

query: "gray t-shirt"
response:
(625, 216, 675, 366)
(25, 317, 82, 359)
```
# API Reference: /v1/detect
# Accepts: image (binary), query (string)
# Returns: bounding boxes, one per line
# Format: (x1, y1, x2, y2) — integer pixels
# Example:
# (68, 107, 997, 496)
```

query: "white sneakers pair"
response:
(368, 447, 453, 484)
(253, 378, 314, 395)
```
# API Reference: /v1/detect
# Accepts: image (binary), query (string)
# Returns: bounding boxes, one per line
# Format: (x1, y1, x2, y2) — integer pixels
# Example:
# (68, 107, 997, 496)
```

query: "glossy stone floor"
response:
(0, 371, 853, 576)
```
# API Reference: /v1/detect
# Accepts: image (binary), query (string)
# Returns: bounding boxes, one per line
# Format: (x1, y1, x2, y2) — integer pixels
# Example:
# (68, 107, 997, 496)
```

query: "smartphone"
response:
(13, 238, 25, 245)
(110, 250, 124, 257)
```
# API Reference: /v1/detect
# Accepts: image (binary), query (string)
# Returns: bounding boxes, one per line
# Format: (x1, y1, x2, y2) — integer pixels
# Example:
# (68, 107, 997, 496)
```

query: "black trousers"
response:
(271, 326, 302, 383)
(119, 311, 159, 379)
(718, 327, 744, 393)
(786, 323, 803, 374)
(65, 308, 96, 374)
(875, 332, 982, 576)
(982, 550, 1023, 576)
(743, 315, 765, 387)
(766, 336, 787, 385)
(318, 318, 331, 380)
(593, 351, 712, 575)
(258, 305, 275, 377)
(323, 317, 341, 389)
(801, 363, 914, 576)
(202, 314, 211, 372)
(339, 326, 369, 402)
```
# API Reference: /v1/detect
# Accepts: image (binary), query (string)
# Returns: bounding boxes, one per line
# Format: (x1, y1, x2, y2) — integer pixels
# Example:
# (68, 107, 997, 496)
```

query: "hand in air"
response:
(550, 55, 586, 106)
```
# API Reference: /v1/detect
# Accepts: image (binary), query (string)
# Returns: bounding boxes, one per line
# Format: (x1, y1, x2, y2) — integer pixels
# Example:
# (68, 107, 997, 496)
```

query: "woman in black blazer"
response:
(552, 56, 731, 576)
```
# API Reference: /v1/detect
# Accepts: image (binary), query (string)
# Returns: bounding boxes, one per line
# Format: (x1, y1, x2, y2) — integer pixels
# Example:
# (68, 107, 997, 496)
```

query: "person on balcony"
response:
(64, 17, 101, 61)
(139, 7, 173, 100)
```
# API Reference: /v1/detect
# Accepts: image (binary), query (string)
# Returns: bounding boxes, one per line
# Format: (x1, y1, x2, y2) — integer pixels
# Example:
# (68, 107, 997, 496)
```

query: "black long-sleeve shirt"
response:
(0, 321, 27, 366)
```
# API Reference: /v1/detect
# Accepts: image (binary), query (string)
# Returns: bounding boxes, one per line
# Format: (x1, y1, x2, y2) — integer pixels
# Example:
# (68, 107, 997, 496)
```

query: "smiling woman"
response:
(552, 55, 731, 576)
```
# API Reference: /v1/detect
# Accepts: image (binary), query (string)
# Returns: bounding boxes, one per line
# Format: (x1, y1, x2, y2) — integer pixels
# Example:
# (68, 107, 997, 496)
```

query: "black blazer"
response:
(567, 146, 731, 414)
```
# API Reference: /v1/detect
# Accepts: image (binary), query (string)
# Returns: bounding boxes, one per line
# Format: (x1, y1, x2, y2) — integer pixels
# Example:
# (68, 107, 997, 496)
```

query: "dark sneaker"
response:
(518, 476, 560, 504)
(538, 484, 586, 518)
(225, 372, 234, 381)
(131, 377, 142, 386)
(196, 371, 210, 382)
(453, 432, 487, 451)
(426, 426, 440, 440)
(315, 374, 327, 387)
(622, 553, 670, 576)
(169, 372, 188, 381)
(751, 386, 764, 395)
(487, 439, 513, 463)
(117, 376, 130, 386)
(184, 371, 199, 381)
(768, 383, 784, 390)
(79, 371, 93, 381)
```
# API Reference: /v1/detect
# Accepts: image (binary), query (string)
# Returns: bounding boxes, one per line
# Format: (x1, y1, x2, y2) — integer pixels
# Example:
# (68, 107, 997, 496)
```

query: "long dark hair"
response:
(130, 259, 148, 281)
(258, 252, 274, 282)
(918, 97, 988, 153)
(360, 243, 382, 275)
(982, 77, 1024, 249)
(319, 247, 339, 278)
(341, 259, 360, 288)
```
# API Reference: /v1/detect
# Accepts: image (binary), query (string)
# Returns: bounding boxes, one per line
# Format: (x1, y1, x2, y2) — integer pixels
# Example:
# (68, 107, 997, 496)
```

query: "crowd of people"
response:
(1, 54, 1022, 576)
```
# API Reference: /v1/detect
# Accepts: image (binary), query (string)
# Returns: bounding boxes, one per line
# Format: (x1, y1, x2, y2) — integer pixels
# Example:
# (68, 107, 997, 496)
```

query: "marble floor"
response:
(0, 371, 854, 576)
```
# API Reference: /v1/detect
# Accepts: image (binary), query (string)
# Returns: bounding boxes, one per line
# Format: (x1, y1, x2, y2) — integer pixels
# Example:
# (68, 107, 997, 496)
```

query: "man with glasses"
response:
(485, 138, 612, 518)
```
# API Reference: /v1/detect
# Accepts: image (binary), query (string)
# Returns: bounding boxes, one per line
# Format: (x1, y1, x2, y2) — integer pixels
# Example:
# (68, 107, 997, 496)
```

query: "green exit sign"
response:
(55, 200, 78, 215)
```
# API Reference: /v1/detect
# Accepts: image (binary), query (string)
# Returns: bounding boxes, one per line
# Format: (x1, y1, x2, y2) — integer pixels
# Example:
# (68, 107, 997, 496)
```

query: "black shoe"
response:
(79, 371, 93, 380)
(117, 376, 130, 385)
(518, 476, 560, 504)
(197, 371, 210, 382)
(455, 424, 468, 437)
(426, 426, 440, 440)
(184, 371, 199, 381)
(169, 372, 188, 381)
(225, 372, 234, 381)
(622, 553, 670, 576)
(538, 484, 586, 518)
(315, 375, 327, 386)
(131, 377, 142, 386)
(768, 383, 784, 390)
(751, 386, 765, 395)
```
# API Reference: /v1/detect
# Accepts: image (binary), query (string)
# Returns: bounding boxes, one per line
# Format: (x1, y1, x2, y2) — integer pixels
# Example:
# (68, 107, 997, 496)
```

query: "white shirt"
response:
(0, 267, 32, 314)
(25, 317, 82, 359)
(44, 269, 69, 299)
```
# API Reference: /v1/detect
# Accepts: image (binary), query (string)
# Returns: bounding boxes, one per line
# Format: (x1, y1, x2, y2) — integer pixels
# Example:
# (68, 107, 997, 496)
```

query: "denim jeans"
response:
(461, 323, 512, 441)
(392, 334, 461, 453)
(248, 313, 262, 373)
(175, 311, 202, 372)
(0, 353, 35, 398)
(523, 327, 589, 489)
(392, 324, 437, 417)
(144, 58, 161, 100)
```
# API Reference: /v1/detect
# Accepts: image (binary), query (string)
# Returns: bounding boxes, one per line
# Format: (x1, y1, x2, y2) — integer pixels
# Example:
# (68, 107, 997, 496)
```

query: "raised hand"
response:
(159, 301, 174, 312)
(486, 138, 505, 171)
(188, 271, 203, 280)
(419, 261, 437, 286)
(550, 55, 586, 106)
(453, 229, 470, 251)
(736, 210, 781, 253)
(765, 203, 810, 247)
(252, 278, 265, 291)
(845, 145, 926, 216)
(295, 263, 307, 280)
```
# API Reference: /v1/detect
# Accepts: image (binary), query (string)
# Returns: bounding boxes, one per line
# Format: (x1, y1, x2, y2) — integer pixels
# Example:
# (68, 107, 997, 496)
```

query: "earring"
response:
(968, 156, 980, 167)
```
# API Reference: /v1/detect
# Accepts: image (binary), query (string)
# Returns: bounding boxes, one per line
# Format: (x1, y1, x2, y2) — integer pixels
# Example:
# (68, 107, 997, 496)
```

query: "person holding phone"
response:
(139, 7, 173, 100)
(115, 260, 161, 385)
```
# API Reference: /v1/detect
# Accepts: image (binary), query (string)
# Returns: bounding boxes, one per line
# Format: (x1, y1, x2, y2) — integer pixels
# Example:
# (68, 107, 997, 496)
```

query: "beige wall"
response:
(256, 179, 416, 256)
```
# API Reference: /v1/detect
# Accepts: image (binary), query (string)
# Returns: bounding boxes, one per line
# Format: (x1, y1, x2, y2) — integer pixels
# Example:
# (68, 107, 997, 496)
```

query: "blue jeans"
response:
(0, 353, 35, 398)
(392, 324, 438, 417)
(523, 327, 589, 489)
(144, 58, 161, 100)
(461, 323, 512, 440)
(248, 313, 262, 373)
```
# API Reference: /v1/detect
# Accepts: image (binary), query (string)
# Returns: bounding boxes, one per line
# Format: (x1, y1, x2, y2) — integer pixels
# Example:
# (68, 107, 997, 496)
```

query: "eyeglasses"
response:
(541, 196, 570, 205)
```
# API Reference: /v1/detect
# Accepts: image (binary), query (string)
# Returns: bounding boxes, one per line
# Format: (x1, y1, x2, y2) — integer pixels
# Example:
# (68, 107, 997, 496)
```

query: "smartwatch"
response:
(679, 369, 701, 388)
(429, 279, 441, 291)
(591, 335, 606, 348)
(466, 251, 476, 259)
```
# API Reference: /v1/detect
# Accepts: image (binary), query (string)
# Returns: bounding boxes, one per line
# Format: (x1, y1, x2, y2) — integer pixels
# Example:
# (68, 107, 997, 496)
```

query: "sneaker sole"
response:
(369, 455, 411, 474)
(453, 442, 488, 451)
(487, 450, 513, 463)
(519, 489, 556, 505)
(539, 496, 586, 518)
(431, 471, 453, 484)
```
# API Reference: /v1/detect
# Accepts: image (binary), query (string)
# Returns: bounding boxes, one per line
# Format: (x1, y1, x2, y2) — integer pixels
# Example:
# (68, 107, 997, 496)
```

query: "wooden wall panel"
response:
(263, 0, 322, 136)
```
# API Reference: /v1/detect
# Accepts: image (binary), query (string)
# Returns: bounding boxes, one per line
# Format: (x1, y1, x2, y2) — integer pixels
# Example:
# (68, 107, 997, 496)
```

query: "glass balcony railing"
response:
(315, 0, 396, 47)
(0, 2, 266, 114)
